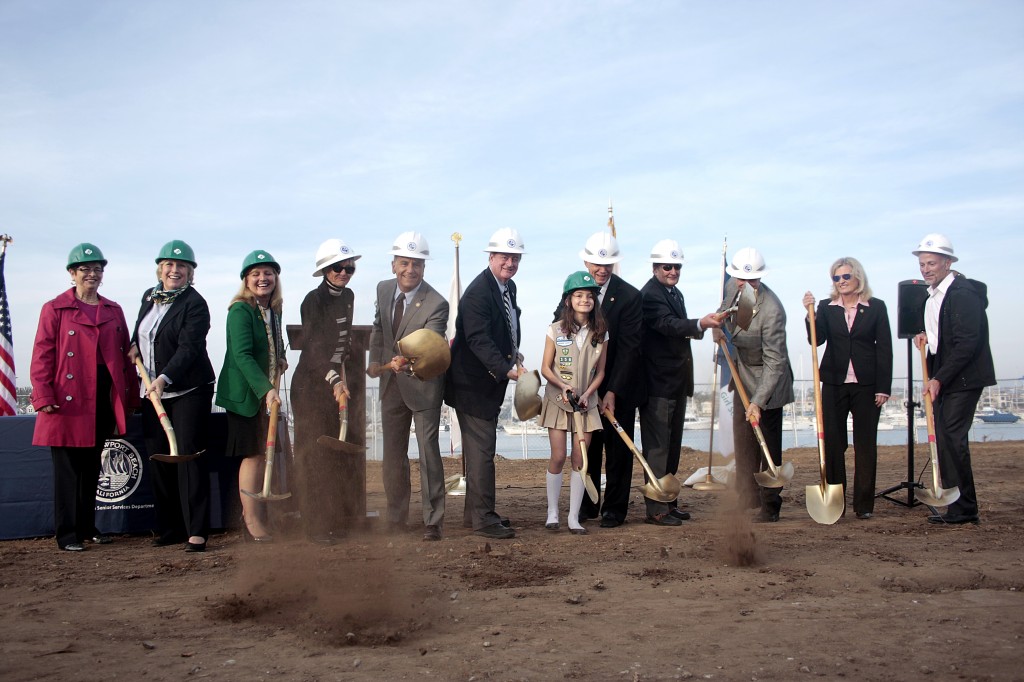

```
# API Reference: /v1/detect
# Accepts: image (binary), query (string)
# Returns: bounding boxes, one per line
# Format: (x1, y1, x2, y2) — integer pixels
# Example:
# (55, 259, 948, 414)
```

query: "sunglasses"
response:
(660, 264, 681, 272)
(330, 263, 356, 274)
(832, 273, 853, 282)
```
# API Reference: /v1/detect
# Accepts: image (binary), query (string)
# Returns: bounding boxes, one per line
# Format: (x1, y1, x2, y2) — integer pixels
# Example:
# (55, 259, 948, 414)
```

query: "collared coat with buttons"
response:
(30, 288, 140, 447)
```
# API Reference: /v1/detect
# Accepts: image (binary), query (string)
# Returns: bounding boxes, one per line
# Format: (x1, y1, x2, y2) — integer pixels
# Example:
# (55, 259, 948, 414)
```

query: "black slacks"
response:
(142, 387, 213, 541)
(935, 388, 982, 517)
(50, 368, 114, 548)
(821, 382, 880, 515)
(580, 402, 638, 523)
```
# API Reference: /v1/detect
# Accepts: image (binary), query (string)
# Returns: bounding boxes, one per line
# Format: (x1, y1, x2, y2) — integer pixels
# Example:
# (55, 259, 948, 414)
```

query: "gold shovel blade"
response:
(641, 482, 677, 503)
(150, 452, 201, 463)
(805, 483, 845, 524)
(444, 474, 467, 496)
(753, 461, 794, 488)
(916, 485, 960, 508)
(241, 489, 292, 501)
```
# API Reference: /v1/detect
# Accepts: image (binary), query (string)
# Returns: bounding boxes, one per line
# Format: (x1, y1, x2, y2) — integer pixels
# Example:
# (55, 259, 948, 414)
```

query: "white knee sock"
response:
(546, 471, 562, 525)
(568, 470, 585, 530)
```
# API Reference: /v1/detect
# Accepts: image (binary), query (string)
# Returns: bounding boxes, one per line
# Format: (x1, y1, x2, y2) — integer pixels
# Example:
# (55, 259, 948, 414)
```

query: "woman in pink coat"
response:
(30, 243, 139, 552)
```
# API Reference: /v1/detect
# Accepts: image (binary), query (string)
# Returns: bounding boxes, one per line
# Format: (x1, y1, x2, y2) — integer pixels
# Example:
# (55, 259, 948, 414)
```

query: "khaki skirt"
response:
(538, 395, 602, 432)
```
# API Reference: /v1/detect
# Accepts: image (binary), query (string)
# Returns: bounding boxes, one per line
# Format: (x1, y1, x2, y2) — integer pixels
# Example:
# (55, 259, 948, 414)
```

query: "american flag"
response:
(0, 247, 16, 416)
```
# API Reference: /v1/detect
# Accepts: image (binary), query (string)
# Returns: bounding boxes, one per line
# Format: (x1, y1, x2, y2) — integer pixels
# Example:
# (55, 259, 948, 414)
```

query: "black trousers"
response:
(733, 403, 784, 515)
(822, 382, 880, 515)
(142, 387, 213, 541)
(51, 369, 114, 548)
(291, 386, 351, 536)
(935, 388, 982, 517)
(639, 395, 687, 517)
(580, 402, 638, 523)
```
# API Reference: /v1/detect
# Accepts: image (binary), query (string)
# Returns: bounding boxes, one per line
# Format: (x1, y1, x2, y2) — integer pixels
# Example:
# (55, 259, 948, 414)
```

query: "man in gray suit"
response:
(368, 232, 450, 541)
(717, 247, 794, 522)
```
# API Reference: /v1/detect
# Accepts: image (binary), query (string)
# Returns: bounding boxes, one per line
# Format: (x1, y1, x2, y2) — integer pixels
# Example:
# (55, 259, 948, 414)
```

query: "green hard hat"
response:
(67, 243, 108, 269)
(562, 270, 600, 295)
(155, 240, 197, 267)
(239, 249, 280, 279)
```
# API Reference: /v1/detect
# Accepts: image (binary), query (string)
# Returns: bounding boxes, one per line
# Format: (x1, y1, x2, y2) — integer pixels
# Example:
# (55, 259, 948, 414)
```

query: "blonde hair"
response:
(230, 271, 283, 314)
(154, 261, 195, 286)
(829, 257, 872, 301)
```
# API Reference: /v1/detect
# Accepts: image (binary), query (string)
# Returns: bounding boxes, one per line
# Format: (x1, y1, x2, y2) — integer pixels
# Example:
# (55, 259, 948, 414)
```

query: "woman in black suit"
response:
(129, 241, 216, 551)
(803, 257, 893, 519)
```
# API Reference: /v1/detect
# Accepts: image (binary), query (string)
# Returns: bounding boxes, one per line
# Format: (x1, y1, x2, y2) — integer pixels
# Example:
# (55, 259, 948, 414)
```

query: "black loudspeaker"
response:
(897, 279, 928, 339)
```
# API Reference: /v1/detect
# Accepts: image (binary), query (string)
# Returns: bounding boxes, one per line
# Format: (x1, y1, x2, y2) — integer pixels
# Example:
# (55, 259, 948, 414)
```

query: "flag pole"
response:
(693, 236, 729, 491)
(445, 231, 467, 496)
(0, 235, 17, 417)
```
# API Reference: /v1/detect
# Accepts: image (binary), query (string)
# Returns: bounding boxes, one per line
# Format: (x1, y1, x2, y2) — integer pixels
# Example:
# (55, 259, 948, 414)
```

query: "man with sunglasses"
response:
(716, 247, 794, 523)
(368, 232, 450, 540)
(638, 239, 721, 526)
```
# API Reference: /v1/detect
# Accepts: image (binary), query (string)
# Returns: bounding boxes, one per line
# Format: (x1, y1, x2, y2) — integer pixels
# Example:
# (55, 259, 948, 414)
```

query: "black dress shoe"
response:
(185, 541, 206, 553)
(545, 522, 560, 531)
(569, 527, 588, 535)
(90, 534, 113, 545)
(855, 512, 873, 520)
(61, 543, 85, 552)
(464, 517, 512, 529)
(928, 513, 980, 525)
(599, 515, 622, 528)
(474, 523, 515, 539)
(422, 525, 442, 541)
(644, 513, 682, 527)
(755, 511, 780, 523)
(668, 508, 691, 521)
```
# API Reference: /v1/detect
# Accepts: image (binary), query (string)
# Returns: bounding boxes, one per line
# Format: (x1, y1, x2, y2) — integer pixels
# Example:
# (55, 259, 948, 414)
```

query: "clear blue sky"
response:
(2, 1, 1021, 387)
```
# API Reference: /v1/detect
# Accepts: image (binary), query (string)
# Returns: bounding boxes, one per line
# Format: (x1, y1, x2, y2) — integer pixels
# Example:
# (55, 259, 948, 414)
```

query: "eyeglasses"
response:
(330, 263, 356, 274)
(660, 264, 681, 272)
(75, 266, 104, 275)
(832, 273, 853, 282)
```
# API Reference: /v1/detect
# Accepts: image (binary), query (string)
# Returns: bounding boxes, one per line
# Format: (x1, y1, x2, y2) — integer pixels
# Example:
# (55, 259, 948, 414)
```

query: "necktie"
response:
(502, 287, 517, 354)
(392, 294, 405, 336)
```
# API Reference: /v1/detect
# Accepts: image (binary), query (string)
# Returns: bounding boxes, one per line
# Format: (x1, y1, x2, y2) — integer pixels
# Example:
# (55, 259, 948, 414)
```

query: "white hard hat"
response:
(647, 239, 685, 265)
(912, 233, 958, 263)
(312, 238, 361, 277)
(726, 247, 768, 279)
(483, 227, 526, 254)
(579, 232, 622, 265)
(388, 231, 431, 260)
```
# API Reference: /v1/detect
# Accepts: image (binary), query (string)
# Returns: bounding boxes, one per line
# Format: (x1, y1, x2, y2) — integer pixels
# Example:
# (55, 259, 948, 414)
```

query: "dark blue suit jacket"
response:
(445, 268, 520, 420)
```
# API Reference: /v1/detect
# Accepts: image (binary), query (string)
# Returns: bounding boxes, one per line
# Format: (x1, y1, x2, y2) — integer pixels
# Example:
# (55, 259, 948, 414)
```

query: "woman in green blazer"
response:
(215, 250, 286, 542)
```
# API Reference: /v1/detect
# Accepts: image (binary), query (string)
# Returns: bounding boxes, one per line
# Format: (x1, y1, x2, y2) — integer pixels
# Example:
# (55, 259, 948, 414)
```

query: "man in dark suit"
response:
(912, 233, 995, 525)
(562, 232, 646, 528)
(444, 228, 525, 539)
(638, 239, 720, 526)
(369, 232, 450, 541)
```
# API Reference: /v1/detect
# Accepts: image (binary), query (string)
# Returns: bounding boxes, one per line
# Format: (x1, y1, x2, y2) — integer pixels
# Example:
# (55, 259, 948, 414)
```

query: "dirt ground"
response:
(1, 441, 1022, 682)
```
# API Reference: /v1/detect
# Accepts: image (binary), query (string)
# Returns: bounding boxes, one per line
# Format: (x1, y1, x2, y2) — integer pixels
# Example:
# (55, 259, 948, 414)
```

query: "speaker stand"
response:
(877, 338, 924, 507)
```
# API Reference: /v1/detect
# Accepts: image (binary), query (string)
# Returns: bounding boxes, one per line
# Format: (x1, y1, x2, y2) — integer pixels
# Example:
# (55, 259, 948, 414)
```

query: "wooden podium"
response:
(286, 324, 372, 523)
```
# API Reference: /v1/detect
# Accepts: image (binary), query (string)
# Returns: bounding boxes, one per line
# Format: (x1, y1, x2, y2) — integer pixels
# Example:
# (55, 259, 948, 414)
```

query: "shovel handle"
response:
(260, 399, 281, 497)
(918, 343, 944, 494)
(134, 357, 179, 458)
(716, 339, 784, 479)
(806, 304, 829, 488)
(600, 406, 661, 487)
